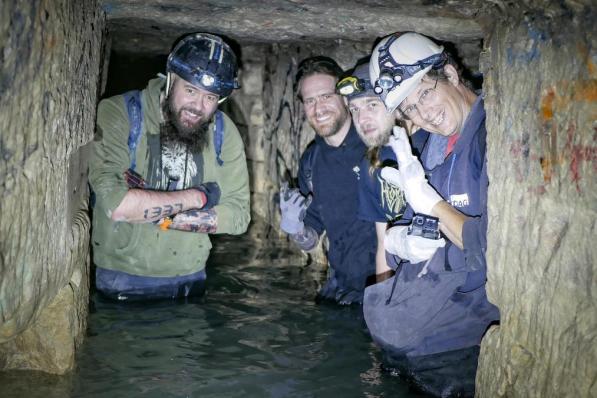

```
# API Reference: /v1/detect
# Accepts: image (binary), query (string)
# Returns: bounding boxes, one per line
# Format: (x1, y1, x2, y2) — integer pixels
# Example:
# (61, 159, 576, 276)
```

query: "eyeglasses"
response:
(303, 92, 338, 107)
(398, 78, 439, 119)
(336, 76, 371, 97)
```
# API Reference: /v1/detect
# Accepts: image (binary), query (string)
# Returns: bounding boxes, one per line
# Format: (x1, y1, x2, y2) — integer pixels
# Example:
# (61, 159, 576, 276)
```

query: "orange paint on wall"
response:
(578, 43, 596, 78)
(573, 80, 597, 102)
(540, 80, 596, 121)
(541, 88, 555, 120)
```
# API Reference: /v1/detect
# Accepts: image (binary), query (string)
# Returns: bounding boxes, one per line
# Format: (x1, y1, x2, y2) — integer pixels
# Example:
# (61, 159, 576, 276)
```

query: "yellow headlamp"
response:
(336, 76, 365, 96)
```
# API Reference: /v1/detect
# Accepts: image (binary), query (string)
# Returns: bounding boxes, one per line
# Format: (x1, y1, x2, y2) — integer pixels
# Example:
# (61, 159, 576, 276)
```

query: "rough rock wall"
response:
(0, 0, 104, 373)
(477, 5, 596, 397)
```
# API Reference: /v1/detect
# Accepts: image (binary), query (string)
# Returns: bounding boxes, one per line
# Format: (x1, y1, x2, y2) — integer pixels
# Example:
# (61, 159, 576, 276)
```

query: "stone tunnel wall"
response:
(0, 0, 105, 373)
(477, 6, 596, 397)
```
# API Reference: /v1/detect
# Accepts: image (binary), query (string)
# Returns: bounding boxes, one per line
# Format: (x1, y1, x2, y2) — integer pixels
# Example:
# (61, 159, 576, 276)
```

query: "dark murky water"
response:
(0, 232, 429, 398)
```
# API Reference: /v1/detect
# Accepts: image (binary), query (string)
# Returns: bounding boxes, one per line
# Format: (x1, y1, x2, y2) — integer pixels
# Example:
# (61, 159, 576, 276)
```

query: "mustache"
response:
(179, 106, 204, 119)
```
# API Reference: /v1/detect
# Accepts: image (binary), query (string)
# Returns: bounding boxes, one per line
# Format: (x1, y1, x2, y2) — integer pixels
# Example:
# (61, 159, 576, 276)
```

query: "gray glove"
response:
(280, 182, 312, 235)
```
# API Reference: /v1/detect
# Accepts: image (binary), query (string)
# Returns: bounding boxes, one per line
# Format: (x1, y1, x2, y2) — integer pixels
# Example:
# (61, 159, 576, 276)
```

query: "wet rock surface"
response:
(477, 5, 596, 397)
(0, 0, 104, 373)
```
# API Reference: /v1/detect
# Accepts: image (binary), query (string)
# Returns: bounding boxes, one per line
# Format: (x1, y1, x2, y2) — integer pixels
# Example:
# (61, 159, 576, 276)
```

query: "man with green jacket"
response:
(89, 33, 250, 301)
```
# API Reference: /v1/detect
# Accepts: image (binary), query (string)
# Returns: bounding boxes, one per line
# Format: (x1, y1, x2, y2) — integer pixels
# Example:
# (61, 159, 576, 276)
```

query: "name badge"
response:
(450, 193, 470, 208)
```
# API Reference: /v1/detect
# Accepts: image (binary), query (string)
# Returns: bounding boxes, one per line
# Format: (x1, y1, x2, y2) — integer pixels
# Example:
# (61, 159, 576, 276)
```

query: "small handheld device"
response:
(408, 213, 440, 240)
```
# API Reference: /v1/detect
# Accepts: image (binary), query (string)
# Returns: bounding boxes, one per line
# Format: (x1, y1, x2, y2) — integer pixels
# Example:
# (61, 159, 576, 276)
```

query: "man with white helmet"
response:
(89, 33, 250, 301)
(364, 31, 500, 389)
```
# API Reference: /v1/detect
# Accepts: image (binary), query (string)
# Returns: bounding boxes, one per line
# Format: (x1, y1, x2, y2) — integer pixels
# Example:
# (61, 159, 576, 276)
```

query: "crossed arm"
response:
(110, 188, 206, 222)
(106, 169, 219, 234)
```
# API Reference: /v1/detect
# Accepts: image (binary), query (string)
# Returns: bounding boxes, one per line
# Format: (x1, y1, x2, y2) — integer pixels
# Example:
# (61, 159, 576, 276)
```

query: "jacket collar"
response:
(314, 121, 361, 149)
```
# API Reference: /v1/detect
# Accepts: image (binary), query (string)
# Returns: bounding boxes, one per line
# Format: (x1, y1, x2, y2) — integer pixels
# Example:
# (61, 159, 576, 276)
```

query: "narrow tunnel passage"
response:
(0, 1, 595, 398)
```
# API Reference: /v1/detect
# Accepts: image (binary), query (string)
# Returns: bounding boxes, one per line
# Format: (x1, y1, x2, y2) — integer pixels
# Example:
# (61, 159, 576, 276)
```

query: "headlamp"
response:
(336, 76, 364, 96)
(336, 75, 374, 98)
(374, 34, 447, 95)
(200, 73, 216, 87)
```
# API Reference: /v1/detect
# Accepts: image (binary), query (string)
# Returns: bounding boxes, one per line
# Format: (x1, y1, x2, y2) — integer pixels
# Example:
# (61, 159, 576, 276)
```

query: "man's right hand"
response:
(279, 182, 312, 235)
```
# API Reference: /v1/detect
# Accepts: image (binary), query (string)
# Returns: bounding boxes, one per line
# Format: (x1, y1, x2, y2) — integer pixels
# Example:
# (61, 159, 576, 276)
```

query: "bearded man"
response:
(278, 57, 377, 305)
(89, 33, 250, 301)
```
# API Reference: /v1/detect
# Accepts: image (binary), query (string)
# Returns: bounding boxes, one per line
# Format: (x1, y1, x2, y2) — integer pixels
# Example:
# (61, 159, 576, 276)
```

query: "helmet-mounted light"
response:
(336, 76, 363, 96)
(373, 34, 447, 96)
(200, 73, 216, 87)
(336, 75, 374, 98)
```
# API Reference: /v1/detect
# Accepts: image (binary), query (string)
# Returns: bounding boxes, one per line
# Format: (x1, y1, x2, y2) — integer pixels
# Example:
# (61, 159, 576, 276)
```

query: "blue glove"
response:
(196, 182, 221, 209)
(280, 182, 312, 234)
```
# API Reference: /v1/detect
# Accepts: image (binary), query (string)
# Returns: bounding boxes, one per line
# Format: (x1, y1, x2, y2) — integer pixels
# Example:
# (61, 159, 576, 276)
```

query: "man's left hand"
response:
(384, 225, 446, 264)
(196, 182, 221, 209)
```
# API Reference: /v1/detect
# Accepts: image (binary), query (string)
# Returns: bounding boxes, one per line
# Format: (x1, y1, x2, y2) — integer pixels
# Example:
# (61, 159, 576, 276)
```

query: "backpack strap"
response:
(124, 91, 224, 170)
(302, 143, 320, 193)
(122, 90, 143, 171)
(214, 110, 224, 166)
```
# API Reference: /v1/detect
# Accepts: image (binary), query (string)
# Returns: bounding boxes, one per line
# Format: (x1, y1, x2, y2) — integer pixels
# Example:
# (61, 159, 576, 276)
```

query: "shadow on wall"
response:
(103, 52, 168, 98)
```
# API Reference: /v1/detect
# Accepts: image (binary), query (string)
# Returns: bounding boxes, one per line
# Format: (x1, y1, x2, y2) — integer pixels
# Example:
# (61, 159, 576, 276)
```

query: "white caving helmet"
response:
(369, 32, 446, 112)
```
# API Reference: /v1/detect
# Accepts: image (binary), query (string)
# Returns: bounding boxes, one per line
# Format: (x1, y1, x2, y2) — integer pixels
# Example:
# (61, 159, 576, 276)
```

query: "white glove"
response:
(384, 225, 446, 264)
(386, 126, 416, 167)
(381, 128, 443, 215)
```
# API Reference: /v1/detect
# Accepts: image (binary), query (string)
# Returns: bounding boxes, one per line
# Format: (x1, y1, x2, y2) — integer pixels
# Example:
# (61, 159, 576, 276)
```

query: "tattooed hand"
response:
(164, 209, 218, 233)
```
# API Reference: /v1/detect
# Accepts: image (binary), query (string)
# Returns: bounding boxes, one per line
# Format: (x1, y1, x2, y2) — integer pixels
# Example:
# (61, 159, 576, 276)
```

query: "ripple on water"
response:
(0, 233, 429, 398)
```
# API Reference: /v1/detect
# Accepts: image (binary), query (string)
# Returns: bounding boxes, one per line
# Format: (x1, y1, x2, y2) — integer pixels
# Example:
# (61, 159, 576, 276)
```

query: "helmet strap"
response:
(165, 72, 173, 97)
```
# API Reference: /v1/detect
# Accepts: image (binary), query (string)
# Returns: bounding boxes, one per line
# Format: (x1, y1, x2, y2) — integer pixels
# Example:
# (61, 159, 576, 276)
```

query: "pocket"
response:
(112, 222, 142, 256)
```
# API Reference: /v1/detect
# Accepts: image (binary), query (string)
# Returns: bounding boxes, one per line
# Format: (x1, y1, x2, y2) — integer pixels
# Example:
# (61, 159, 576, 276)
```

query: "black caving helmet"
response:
(166, 32, 240, 99)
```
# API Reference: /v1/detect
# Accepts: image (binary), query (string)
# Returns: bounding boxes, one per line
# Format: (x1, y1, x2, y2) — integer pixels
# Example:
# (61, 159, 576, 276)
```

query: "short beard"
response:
(161, 96, 210, 153)
(360, 128, 391, 148)
(312, 108, 349, 138)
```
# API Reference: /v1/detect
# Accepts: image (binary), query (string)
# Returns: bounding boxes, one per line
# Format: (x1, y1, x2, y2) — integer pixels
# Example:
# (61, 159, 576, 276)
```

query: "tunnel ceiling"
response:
(101, 0, 491, 54)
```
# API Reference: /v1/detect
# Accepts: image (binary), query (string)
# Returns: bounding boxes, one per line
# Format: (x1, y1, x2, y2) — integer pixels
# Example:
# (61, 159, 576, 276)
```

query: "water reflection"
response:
(0, 231, 429, 398)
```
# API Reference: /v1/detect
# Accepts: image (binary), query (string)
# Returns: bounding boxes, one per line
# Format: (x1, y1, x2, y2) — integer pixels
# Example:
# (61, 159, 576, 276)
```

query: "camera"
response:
(408, 213, 440, 240)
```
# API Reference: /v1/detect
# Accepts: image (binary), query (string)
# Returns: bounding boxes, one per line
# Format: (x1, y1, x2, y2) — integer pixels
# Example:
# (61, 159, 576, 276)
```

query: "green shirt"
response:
(89, 77, 250, 277)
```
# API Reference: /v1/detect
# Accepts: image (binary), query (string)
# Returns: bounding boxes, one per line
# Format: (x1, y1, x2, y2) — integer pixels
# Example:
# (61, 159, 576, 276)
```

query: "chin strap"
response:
(165, 72, 172, 97)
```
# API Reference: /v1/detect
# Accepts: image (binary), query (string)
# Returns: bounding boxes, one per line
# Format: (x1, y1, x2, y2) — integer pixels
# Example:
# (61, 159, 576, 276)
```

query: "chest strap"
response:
(123, 89, 226, 171)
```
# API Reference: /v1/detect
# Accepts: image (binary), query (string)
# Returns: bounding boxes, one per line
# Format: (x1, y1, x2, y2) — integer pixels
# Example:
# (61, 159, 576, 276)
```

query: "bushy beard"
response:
(160, 96, 211, 153)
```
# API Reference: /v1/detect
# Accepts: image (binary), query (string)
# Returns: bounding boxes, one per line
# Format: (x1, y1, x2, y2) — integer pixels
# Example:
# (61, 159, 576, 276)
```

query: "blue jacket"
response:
(363, 97, 499, 357)
(298, 124, 377, 304)
(420, 96, 489, 291)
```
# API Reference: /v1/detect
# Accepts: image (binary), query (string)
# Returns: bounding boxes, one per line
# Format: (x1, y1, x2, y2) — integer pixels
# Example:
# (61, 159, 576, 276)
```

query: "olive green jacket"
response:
(89, 77, 250, 277)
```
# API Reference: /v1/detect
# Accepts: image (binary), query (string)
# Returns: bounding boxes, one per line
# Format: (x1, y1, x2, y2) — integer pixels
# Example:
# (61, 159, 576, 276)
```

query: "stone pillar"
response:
(0, 0, 104, 374)
(477, 6, 596, 397)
